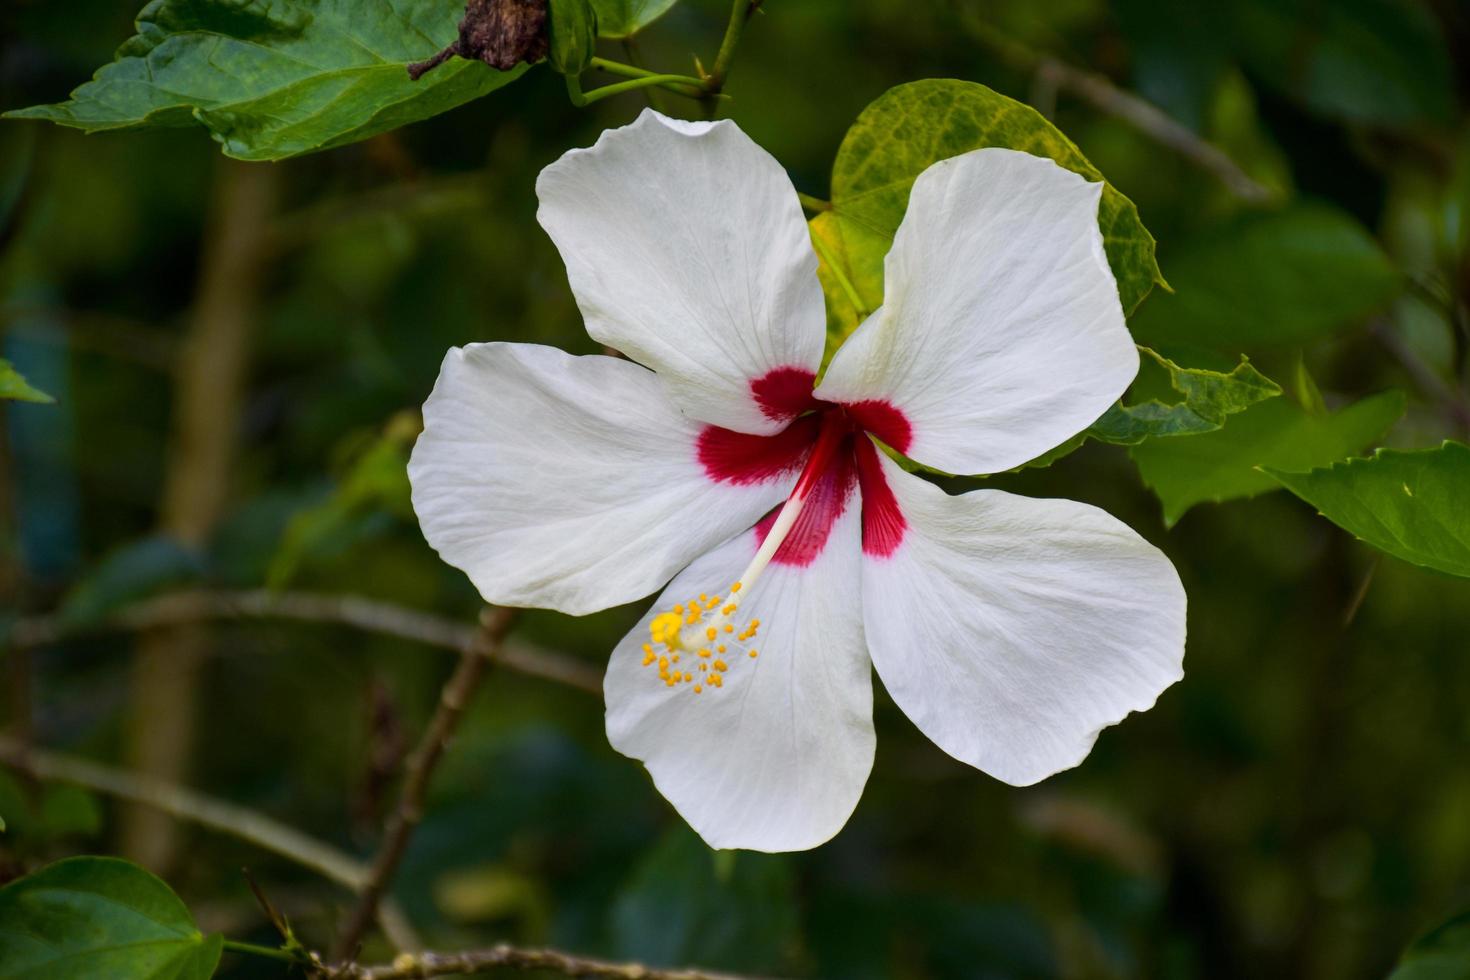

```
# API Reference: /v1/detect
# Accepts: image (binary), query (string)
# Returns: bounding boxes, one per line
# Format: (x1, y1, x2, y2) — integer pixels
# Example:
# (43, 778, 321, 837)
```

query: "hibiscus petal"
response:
(409, 343, 796, 615)
(537, 109, 826, 434)
(862, 452, 1185, 786)
(605, 505, 874, 852)
(815, 148, 1138, 474)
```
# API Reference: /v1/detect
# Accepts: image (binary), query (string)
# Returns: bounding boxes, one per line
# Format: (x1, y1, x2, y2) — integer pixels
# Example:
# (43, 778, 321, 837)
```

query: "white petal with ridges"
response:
(863, 454, 1185, 786)
(816, 148, 1137, 473)
(537, 109, 825, 434)
(605, 505, 873, 852)
(409, 343, 794, 615)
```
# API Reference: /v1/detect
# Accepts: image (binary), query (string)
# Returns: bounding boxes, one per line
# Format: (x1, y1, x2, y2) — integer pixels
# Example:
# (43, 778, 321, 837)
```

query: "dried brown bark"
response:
(408, 0, 548, 80)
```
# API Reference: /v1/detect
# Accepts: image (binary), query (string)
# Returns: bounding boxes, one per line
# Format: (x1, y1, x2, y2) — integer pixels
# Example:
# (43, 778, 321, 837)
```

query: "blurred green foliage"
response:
(2, 0, 1470, 978)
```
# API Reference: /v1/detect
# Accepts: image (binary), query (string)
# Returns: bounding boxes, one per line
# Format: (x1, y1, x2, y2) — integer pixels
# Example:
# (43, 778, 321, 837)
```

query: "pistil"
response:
(642, 408, 850, 693)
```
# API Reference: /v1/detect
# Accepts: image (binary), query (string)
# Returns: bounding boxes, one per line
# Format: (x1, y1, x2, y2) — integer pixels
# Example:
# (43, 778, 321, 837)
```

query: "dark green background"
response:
(2, 1, 1468, 978)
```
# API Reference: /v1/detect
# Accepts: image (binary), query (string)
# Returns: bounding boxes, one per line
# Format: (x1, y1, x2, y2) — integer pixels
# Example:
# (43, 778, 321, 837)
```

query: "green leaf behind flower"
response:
(0, 856, 222, 980)
(4, 0, 529, 161)
(1264, 442, 1470, 578)
(812, 79, 1167, 349)
(1014, 347, 1282, 471)
(1088, 348, 1281, 445)
(1130, 390, 1405, 526)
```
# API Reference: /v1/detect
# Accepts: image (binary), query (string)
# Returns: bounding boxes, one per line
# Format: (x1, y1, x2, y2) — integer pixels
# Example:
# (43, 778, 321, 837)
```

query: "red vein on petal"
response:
(855, 436, 907, 558)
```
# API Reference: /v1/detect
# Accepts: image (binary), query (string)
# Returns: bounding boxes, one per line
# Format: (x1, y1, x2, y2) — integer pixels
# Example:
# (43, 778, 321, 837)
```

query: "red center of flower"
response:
(697, 367, 910, 566)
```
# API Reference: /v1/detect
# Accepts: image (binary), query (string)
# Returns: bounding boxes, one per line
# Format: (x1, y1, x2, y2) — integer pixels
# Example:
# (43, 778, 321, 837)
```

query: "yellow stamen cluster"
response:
(639, 580, 762, 694)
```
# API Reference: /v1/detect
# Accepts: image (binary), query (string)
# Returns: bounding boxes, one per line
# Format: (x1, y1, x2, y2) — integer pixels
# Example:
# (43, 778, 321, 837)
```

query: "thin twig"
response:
(332, 607, 519, 960)
(1342, 556, 1379, 628)
(6, 589, 602, 695)
(323, 944, 770, 980)
(0, 735, 418, 949)
(959, 12, 1278, 205)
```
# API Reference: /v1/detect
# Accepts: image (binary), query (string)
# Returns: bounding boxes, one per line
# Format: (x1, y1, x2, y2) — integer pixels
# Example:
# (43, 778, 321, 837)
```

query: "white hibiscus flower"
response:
(409, 109, 1187, 853)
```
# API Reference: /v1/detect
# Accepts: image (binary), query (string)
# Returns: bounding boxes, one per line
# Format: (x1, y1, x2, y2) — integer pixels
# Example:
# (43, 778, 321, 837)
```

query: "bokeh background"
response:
(3, 1, 1469, 978)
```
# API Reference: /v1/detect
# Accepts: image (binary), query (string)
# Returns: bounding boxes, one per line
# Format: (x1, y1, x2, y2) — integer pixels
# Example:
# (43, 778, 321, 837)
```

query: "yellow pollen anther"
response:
(640, 520, 795, 695)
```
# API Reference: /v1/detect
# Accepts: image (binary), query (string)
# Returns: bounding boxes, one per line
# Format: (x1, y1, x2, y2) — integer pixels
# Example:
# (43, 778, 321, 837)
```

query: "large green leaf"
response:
(4, 0, 529, 161)
(812, 79, 1166, 347)
(1264, 442, 1470, 578)
(1130, 390, 1405, 526)
(0, 358, 53, 404)
(590, 0, 680, 38)
(1129, 203, 1402, 349)
(0, 856, 223, 979)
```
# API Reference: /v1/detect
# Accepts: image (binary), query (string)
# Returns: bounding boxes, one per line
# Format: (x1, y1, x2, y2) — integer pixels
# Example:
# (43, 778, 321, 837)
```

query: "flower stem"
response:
(566, 71, 716, 107)
(222, 940, 299, 964)
(796, 191, 830, 212)
(706, 0, 758, 95)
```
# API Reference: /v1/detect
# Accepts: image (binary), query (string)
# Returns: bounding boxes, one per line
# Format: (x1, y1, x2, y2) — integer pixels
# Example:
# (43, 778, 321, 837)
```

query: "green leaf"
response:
(1012, 348, 1280, 471)
(1387, 906, 1470, 980)
(590, 0, 680, 39)
(1088, 348, 1281, 445)
(548, 0, 598, 75)
(813, 79, 1166, 347)
(1130, 390, 1405, 526)
(1129, 203, 1403, 349)
(4, 0, 530, 161)
(611, 827, 797, 973)
(1263, 442, 1470, 578)
(0, 359, 54, 404)
(0, 774, 104, 843)
(0, 856, 223, 979)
